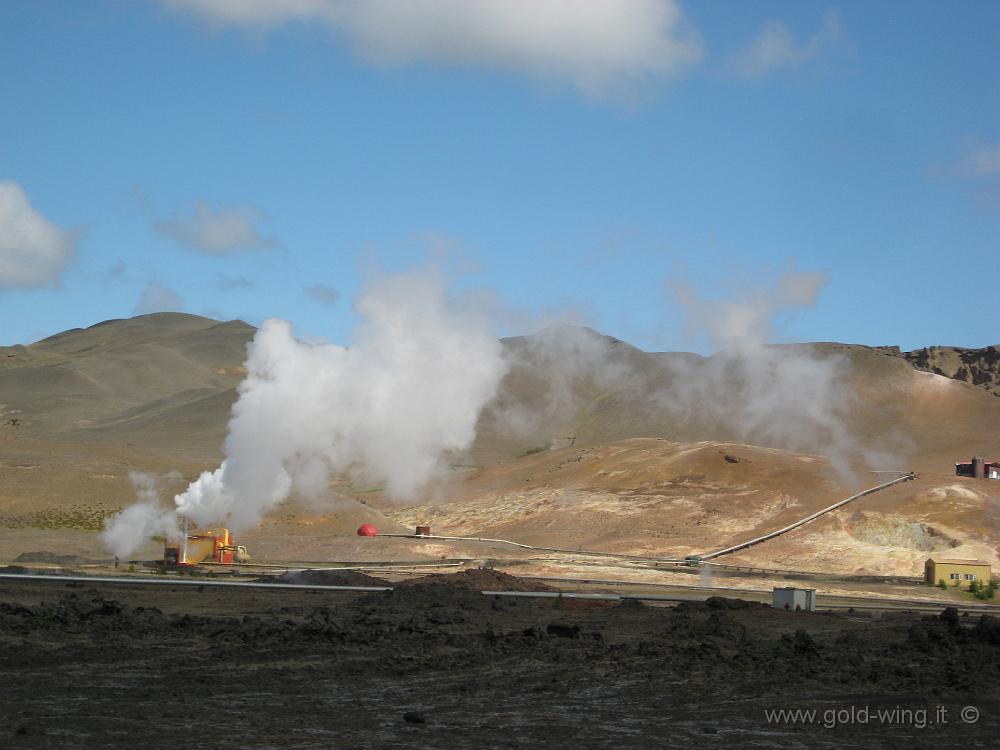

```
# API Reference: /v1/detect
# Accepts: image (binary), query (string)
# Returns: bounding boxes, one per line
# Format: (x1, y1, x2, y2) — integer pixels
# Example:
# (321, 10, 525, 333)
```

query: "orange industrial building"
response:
(164, 526, 248, 567)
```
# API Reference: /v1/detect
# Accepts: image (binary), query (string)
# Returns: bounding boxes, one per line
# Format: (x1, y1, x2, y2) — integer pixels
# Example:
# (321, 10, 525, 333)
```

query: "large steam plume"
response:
(101, 268, 507, 551)
(173, 268, 507, 531)
(474, 270, 865, 474)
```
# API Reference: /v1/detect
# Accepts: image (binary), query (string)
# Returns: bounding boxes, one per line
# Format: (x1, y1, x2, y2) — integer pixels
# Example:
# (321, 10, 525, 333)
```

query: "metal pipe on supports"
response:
(700, 472, 917, 560)
(374, 532, 692, 565)
(372, 473, 916, 568)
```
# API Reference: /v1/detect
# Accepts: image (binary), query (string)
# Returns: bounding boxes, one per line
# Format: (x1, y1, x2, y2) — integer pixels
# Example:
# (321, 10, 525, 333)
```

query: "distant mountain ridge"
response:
(0, 313, 254, 452)
(2, 313, 998, 464)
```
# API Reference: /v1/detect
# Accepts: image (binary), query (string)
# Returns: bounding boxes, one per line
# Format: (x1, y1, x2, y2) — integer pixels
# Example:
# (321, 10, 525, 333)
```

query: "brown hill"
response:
(472, 333, 1000, 474)
(0, 314, 407, 560)
(0, 312, 253, 453)
(388, 438, 1000, 575)
(391, 438, 846, 555)
(0, 314, 997, 574)
(3, 315, 996, 470)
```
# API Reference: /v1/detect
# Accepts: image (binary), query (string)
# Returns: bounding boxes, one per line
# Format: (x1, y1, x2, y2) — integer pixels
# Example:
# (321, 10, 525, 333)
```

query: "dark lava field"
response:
(1, 570, 998, 749)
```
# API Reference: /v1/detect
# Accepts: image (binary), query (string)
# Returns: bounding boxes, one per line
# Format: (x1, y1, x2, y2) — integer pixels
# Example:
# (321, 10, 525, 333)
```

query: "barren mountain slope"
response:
(0, 314, 997, 571)
(751, 472, 1000, 574)
(0, 312, 253, 453)
(469, 336, 1000, 473)
(388, 439, 1000, 576)
(3, 315, 995, 470)
(392, 340, 1000, 576)
(390, 438, 847, 555)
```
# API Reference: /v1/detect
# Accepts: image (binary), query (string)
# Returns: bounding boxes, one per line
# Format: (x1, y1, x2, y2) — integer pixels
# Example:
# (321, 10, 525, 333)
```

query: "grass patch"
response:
(0, 504, 121, 531)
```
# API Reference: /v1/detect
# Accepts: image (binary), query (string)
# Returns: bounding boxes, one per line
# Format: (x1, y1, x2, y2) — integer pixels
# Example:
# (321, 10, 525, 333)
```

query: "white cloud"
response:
(947, 140, 1000, 212)
(728, 11, 842, 79)
(969, 144, 1000, 176)
(161, 0, 331, 26)
(154, 201, 276, 255)
(216, 273, 256, 290)
(135, 281, 185, 314)
(672, 271, 828, 347)
(103, 261, 129, 287)
(306, 282, 340, 306)
(952, 141, 1000, 178)
(0, 181, 78, 291)
(160, 0, 703, 98)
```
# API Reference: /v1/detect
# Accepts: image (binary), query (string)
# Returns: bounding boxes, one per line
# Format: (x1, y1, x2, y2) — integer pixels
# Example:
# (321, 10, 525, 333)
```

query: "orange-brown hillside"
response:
(0, 313, 997, 573)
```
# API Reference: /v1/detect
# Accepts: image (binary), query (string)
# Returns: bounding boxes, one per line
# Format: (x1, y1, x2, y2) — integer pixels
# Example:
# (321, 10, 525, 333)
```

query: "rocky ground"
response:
(1, 570, 998, 748)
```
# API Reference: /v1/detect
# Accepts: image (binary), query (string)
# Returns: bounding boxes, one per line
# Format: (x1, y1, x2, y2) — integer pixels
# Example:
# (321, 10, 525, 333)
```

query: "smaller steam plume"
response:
(658, 271, 859, 475)
(486, 322, 642, 441)
(100, 472, 181, 558)
(469, 270, 867, 476)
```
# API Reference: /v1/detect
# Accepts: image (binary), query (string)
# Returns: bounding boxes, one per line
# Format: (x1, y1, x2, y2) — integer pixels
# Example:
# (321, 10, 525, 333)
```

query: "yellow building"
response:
(924, 558, 992, 589)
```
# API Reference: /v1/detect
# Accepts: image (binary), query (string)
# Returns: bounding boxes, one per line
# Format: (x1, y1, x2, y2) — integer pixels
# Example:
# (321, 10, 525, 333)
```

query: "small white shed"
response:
(772, 587, 816, 612)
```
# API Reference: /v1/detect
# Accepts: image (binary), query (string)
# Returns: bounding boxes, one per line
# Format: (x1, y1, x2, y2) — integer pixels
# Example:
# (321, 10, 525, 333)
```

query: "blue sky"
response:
(1, 0, 997, 352)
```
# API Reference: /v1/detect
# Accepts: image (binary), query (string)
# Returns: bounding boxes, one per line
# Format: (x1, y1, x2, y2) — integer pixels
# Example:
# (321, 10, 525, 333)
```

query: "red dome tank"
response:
(356, 523, 378, 537)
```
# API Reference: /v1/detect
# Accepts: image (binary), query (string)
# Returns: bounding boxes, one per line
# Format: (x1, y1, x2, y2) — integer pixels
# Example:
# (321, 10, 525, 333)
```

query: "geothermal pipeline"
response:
(369, 471, 917, 566)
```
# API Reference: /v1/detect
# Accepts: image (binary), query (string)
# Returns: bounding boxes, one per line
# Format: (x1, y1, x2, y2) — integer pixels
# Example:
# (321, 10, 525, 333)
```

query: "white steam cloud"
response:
(172, 268, 507, 531)
(660, 271, 859, 474)
(472, 271, 865, 475)
(101, 472, 181, 559)
(488, 322, 641, 442)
